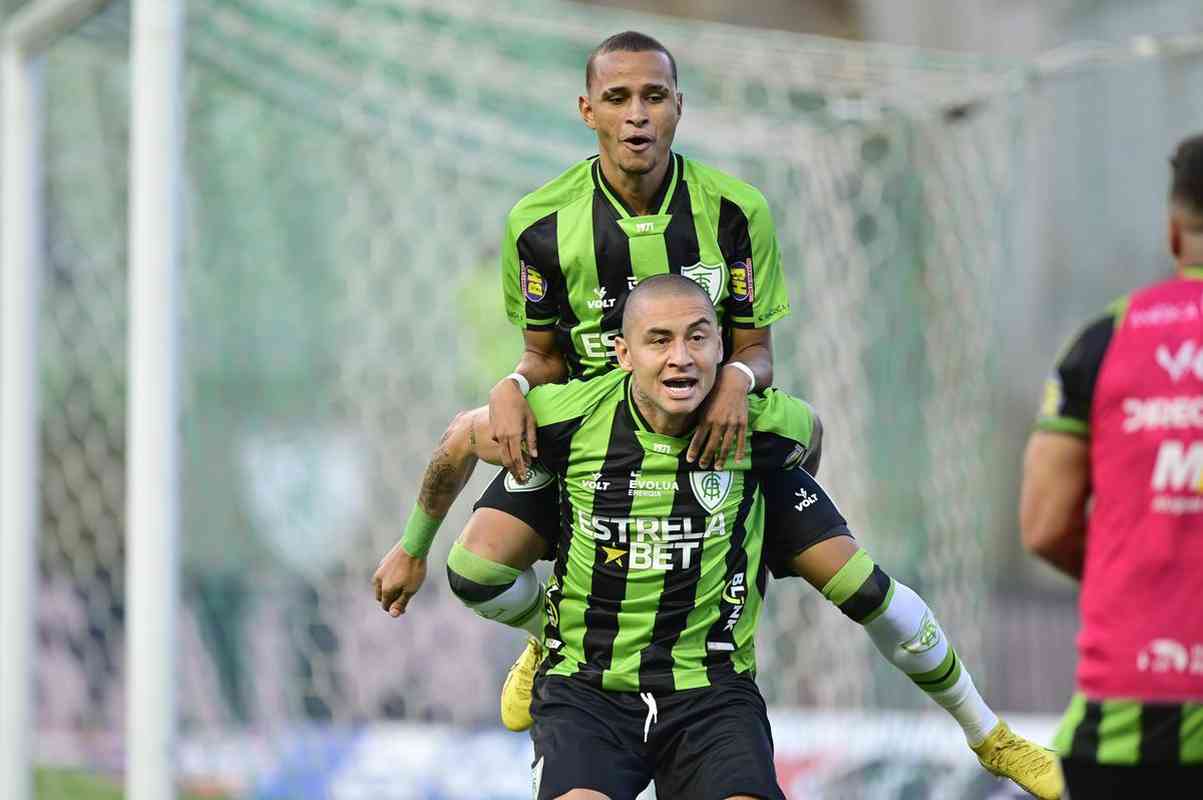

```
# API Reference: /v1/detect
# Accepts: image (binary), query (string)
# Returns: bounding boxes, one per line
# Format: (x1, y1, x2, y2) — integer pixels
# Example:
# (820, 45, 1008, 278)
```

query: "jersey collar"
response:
(1182, 265, 1203, 280)
(592, 153, 680, 220)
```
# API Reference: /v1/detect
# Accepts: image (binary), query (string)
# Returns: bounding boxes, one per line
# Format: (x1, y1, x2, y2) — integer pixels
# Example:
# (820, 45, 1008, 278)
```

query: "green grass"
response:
(36, 768, 229, 800)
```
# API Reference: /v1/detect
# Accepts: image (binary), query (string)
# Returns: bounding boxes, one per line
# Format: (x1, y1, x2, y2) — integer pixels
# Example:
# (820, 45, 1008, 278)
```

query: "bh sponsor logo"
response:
(729, 258, 755, 303)
(578, 510, 727, 571)
(1136, 638, 1203, 676)
(1150, 439, 1203, 514)
(1156, 340, 1203, 382)
(521, 260, 546, 302)
(587, 286, 616, 311)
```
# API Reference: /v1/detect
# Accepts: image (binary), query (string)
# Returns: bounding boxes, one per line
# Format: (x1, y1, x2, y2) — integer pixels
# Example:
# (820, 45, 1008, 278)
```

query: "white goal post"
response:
(0, 2, 183, 799)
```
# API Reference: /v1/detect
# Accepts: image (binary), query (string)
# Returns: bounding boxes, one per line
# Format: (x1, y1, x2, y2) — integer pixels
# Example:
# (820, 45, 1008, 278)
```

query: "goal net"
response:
(27, 0, 1124, 791)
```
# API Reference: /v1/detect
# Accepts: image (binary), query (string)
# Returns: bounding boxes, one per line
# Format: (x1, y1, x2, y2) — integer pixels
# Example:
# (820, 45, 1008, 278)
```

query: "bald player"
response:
(396, 275, 1062, 800)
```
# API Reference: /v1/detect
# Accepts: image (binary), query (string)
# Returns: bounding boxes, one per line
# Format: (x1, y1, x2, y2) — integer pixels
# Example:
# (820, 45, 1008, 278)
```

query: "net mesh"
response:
(32, 0, 1030, 775)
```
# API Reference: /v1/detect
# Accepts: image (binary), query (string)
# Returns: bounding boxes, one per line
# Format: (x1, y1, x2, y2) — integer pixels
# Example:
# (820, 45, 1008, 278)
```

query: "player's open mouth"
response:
(662, 376, 697, 399)
(622, 134, 653, 152)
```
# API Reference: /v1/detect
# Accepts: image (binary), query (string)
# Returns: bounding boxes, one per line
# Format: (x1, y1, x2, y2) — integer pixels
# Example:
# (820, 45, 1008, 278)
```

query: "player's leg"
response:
(760, 467, 1063, 800)
(446, 508, 548, 634)
(649, 677, 785, 800)
(446, 458, 559, 633)
(531, 677, 653, 800)
(448, 466, 561, 730)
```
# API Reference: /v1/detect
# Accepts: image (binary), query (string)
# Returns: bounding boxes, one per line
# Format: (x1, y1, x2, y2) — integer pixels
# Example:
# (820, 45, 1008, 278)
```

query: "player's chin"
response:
(617, 149, 661, 173)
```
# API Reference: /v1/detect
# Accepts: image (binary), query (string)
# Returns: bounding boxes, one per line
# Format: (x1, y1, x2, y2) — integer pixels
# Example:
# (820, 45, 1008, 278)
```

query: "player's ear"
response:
(579, 94, 596, 130)
(614, 335, 634, 372)
(1170, 214, 1183, 259)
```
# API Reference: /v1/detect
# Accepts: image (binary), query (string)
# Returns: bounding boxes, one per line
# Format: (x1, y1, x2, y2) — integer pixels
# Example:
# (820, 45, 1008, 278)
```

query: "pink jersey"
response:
(1080, 275, 1203, 701)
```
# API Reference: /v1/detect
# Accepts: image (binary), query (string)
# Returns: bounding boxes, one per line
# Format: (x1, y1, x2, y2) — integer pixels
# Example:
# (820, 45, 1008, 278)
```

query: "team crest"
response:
(680, 261, 724, 304)
(505, 462, 555, 493)
(690, 470, 733, 513)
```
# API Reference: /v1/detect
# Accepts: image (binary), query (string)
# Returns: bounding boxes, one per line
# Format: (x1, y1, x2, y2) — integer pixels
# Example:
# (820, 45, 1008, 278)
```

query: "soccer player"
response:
(425, 275, 1061, 800)
(1021, 134, 1203, 796)
(374, 31, 798, 725)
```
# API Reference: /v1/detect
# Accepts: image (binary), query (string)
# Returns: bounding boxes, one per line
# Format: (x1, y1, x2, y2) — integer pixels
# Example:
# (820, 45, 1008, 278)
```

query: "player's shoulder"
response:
(527, 369, 626, 426)
(506, 158, 597, 235)
(1122, 272, 1203, 320)
(681, 155, 771, 215)
(747, 388, 818, 442)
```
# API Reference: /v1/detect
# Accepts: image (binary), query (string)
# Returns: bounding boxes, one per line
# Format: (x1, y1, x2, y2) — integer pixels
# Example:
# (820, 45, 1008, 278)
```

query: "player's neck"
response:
(597, 153, 672, 216)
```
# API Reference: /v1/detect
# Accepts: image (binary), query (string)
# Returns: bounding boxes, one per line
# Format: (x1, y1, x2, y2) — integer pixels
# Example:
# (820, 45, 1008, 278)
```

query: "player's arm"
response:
(688, 326, 772, 469)
(1018, 307, 1115, 580)
(488, 328, 567, 482)
(374, 406, 507, 617)
(494, 209, 570, 480)
(779, 475, 1062, 799)
(695, 182, 790, 469)
(1020, 433, 1089, 580)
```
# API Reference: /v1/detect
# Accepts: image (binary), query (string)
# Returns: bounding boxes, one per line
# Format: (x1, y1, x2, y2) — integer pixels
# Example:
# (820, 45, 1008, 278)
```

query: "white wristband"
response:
(725, 361, 756, 393)
(505, 372, 531, 396)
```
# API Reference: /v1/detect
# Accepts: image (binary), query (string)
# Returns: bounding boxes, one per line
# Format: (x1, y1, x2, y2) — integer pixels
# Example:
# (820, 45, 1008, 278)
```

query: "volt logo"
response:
(1156, 340, 1203, 382)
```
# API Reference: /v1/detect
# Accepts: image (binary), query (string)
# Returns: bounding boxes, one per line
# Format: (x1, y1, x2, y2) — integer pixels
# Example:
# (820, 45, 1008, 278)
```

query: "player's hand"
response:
(687, 366, 750, 469)
(373, 539, 428, 617)
(489, 377, 537, 483)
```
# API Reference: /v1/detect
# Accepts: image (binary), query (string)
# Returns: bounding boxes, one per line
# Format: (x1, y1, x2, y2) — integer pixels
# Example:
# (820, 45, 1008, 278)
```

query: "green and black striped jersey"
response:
(526, 369, 818, 693)
(501, 153, 791, 379)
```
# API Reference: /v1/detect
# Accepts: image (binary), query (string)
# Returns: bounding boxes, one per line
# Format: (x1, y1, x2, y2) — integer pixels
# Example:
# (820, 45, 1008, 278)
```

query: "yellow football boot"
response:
(972, 720, 1064, 800)
(500, 637, 542, 732)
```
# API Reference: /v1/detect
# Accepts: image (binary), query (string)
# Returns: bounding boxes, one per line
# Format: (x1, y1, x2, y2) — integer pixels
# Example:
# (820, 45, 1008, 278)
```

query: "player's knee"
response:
(445, 542, 541, 628)
(446, 541, 517, 605)
(820, 548, 892, 624)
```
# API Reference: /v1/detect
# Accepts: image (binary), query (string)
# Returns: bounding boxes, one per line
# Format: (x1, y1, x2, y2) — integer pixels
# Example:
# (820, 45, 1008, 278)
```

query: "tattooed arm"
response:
(414, 406, 504, 517)
(373, 405, 508, 616)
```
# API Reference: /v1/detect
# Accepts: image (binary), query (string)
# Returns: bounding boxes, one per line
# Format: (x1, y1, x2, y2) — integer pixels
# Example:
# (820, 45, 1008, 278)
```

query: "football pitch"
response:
(35, 768, 227, 800)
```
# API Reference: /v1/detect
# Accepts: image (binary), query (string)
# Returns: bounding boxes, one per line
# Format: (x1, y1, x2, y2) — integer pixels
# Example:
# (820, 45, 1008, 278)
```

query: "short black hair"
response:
(621, 273, 715, 338)
(1170, 133, 1203, 215)
(586, 31, 678, 91)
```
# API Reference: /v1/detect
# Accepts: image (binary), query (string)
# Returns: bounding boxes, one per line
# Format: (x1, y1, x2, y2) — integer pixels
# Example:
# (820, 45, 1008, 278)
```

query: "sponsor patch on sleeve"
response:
(1039, 377, 1063, 419)
(729, 258, 754, 303)
(521, 260, 546, 302)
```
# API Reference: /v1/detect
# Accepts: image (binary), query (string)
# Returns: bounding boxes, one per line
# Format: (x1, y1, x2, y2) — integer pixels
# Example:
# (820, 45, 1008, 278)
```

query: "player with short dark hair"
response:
(430, 275, 1061, 799)
(1021, 133, 1203, 797)
(586, 30, 678, 90)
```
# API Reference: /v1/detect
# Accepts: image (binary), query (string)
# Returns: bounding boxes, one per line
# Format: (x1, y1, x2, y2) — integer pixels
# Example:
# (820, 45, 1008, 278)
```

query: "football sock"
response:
(446, 542, 543, 637)
(822, 549, 999, 747)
